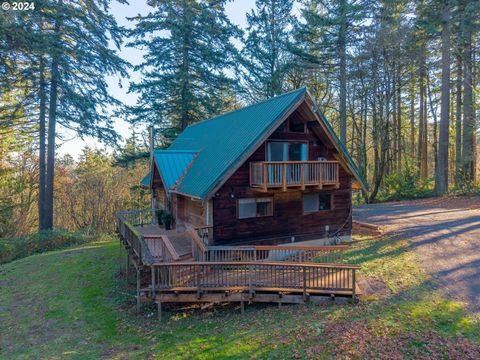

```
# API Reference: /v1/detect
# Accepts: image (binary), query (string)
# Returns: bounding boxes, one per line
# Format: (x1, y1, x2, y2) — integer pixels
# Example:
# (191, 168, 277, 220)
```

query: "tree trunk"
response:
(418, 42, 428, 180)
(396, 64, 402, 172)
(45, 3, 62, 229)
(38, 56, 47, 231)
(409, 75, 416, 159)
(338, 0, 347, 145)
(461, 15, 474, 187)
(455, 53, 463, 186)
(437, 4, 451, 195)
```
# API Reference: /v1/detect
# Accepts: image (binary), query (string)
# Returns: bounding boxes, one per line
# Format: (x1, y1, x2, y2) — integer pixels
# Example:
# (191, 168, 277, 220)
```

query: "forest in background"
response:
(1, 0, 479, 237)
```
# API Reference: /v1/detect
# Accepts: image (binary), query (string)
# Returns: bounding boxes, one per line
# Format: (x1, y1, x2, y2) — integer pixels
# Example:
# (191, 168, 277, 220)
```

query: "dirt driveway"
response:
(354, 196, 480, 312)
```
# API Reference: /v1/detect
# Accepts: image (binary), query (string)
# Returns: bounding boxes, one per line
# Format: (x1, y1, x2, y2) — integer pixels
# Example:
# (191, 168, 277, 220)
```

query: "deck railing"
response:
(118, 208, 157, 227)
(190, 229, 207, 261)
(250, 161, 340, 191)
(117, 211, 154, 265)
(204, 245, 348, 264)
(151, 261, 359, 299)
(194, 225, 214, 247)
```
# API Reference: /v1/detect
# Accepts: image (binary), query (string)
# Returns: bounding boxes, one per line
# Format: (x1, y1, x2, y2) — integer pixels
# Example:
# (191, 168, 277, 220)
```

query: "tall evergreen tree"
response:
(437, 1, 451, 195)
(238, 0, 294, 101)
(129, 0, 240, 132)
(290, 0, 368, 145)
(1, 0, 129, 230)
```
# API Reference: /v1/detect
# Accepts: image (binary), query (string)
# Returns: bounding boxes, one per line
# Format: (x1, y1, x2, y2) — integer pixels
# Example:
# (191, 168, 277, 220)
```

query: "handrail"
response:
(231, 245, 349, 251)
(154, 261, 360, 269)
(117, 208, 157, 227)
(150, 261, 359, 299)
(250, 160, 340, 190)
(193, 225, 213, 246)
(189, 229, 207, 261)
(116, 212, 155, 265)
(159, 235, 180, 262)
(203, 244, 348, 263)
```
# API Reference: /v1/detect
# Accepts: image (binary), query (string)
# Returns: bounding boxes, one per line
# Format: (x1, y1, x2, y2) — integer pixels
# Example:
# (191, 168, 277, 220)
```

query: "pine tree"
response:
(238, 0, 294, 101)
(128, 0, 240, 133)
(1, 0, 129, 230)
(290, 0, 368, 145)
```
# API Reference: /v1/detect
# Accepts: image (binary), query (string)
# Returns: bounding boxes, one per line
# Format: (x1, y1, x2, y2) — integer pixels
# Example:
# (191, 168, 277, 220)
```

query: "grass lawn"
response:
(1, 235, 479, 359)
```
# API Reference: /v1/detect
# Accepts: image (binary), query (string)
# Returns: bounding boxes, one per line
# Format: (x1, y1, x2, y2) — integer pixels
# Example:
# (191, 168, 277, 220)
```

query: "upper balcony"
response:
(250, 161, 340, 191)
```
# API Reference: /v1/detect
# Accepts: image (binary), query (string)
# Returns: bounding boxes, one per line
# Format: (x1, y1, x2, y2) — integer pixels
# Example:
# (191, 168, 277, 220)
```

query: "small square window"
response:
(303, 193, 332, 213)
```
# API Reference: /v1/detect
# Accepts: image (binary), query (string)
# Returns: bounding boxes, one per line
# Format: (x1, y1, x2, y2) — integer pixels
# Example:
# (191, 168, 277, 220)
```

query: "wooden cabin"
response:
(144, 87, 367, 247)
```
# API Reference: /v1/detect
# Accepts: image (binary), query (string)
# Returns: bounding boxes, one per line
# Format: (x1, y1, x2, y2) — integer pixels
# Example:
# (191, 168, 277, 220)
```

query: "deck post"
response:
(302, 266, 307, 301)
(318, 164, 323, 189)
(351, 269, 356, 303)
(263, 163, 267, 192)
(335, 163, 340, 189)
(126, 252, 130, 283)
(240, 300, 245, 315)
(248, 265, 254, 299)
(282, 163, 287, 191)
(300, 164, 305, 190)
(136, 268, 141, 313)
(151, 266, 155, 298)
(157, 301, 162, 321)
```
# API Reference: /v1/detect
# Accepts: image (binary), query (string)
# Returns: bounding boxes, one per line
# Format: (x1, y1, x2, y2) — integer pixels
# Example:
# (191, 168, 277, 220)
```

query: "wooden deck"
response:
(116, 208, 361, 316)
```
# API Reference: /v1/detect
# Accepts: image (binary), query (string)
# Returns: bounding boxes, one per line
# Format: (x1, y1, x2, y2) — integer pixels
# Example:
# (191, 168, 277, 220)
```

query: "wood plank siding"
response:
(212, 108, 353, 245)
(174, 194, 205, 228)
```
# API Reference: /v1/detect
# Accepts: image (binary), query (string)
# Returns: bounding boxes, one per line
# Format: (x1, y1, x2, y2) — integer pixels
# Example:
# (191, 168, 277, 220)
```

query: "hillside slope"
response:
(1, 238, 479, 359)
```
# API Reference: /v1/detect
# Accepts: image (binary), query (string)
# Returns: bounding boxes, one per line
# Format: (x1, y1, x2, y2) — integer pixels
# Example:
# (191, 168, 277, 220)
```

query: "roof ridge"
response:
(185, 87, 307, 130)
(171, 151, 201, 191)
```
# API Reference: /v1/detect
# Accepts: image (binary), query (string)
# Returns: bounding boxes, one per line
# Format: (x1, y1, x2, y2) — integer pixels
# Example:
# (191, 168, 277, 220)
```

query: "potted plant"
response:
(156, 209, 166, 226)
(162, 212, 175, 230)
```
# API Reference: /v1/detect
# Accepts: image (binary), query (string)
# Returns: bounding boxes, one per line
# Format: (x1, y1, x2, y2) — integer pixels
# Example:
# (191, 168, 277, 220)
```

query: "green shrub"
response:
(161, 212, 175, 230)
(0, 229, 110, 264)
(377, 169, 435, 202)
(156, 209, 167, 225)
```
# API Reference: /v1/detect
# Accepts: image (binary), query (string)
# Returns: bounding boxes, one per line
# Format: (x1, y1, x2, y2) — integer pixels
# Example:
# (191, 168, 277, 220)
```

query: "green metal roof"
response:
(169, 87, 307, 199)
(140, 173, 151, 187)
(152, 150, 197, 192)
(148, 87, 368, 199)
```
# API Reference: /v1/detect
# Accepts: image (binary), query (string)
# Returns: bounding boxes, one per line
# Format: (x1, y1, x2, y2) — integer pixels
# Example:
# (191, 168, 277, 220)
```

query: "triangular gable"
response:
(168, 87, 368, 201)
(170, 88, 307, 200)
(150, 150, 197, 193)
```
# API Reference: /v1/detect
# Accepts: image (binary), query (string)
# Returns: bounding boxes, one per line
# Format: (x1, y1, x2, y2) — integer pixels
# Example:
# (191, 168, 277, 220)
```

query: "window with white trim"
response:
(303, 193, 332, 213)
(238, 197, 273, 219)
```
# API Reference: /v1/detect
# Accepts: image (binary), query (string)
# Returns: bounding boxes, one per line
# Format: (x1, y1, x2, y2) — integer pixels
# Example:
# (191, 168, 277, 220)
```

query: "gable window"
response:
(303, 193, 332, 213)
(290, 121, 306, 133)
(238, 197, 273, 219)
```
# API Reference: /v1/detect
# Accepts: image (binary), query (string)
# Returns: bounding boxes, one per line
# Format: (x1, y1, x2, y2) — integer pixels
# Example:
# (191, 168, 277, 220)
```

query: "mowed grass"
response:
(1, 236, 479, 359)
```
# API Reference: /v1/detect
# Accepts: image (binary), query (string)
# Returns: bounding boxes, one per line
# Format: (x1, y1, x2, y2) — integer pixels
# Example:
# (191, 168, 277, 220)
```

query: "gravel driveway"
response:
(354, 196, 480, 312)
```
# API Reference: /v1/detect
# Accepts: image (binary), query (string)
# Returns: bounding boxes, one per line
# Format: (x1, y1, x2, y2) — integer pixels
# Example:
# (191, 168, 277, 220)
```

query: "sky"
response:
(58, 0, 257, 159)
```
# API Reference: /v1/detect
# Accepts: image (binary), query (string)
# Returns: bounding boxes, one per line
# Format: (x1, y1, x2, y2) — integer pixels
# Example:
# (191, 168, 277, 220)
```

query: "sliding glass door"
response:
(267, 142, 307, 161)
(267, 142, 307, 185)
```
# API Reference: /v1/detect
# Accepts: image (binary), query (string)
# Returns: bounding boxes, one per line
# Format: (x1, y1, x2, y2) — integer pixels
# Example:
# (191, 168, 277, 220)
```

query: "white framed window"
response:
(238, 197, 273, 219)
(303, 193, 332, 213)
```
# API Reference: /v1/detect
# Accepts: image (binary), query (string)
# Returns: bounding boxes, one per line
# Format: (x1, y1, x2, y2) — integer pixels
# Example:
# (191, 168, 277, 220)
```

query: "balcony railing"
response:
(250, 161, 339, 191)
